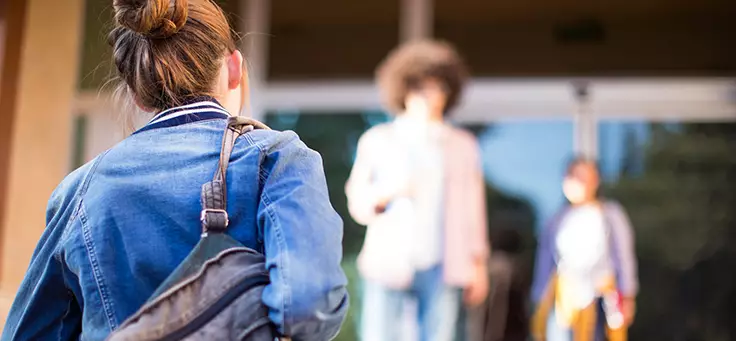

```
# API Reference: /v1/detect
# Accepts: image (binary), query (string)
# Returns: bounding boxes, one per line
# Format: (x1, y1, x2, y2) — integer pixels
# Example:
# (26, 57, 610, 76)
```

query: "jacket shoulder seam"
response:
(54, 150, 111, 261)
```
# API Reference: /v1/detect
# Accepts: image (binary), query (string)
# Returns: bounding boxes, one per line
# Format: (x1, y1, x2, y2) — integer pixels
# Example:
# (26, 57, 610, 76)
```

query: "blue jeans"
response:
(546, 310, 572, 341)
(546, 303, 608, 341)
(361, 266, 462, 341)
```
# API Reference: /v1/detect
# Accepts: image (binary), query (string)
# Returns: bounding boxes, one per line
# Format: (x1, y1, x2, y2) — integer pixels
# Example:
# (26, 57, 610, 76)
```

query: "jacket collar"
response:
(134, 97, 231, 135)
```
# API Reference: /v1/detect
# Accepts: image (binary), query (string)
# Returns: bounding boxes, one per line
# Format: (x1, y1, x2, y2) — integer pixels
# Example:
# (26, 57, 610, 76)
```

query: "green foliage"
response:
(334, 258, 361, 341)
(603, 123, 736, 341)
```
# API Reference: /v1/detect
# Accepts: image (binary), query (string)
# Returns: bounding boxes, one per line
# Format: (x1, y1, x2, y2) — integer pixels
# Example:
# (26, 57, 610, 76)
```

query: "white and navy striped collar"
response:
(134, 97, 231, 134)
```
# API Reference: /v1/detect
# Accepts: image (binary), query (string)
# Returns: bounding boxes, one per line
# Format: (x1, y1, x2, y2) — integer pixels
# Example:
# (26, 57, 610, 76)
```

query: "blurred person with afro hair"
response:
(346, 40, 490, 341)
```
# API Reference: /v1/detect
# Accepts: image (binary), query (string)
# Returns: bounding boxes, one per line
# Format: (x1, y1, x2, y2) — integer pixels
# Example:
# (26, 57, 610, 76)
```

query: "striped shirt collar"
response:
(134, 97, 231, 135)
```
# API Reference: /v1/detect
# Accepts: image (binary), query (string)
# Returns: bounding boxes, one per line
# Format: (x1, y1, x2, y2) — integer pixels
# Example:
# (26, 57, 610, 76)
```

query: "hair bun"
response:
(113, 0, 188, 39)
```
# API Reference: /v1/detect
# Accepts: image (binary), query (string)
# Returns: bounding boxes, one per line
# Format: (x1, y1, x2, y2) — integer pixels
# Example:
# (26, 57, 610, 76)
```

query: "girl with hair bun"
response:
(1, 1, 348, 340)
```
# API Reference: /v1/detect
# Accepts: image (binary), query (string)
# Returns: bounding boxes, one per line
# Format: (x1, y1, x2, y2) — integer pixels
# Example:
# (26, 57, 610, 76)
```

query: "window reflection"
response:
(599, 121, 736, 341)
(472, 121, 574, 231)
(266, 113, 577, 340)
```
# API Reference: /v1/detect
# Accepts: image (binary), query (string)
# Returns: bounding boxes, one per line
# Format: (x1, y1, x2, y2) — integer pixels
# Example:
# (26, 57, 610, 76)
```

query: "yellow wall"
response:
(0, 0, 84, 326)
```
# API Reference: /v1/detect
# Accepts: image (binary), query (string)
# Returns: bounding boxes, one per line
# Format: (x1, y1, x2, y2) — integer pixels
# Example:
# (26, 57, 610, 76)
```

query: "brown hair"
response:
(109, 0, 237, 112)
(565, 155, 601, 176)
(376, 40, 468, 116)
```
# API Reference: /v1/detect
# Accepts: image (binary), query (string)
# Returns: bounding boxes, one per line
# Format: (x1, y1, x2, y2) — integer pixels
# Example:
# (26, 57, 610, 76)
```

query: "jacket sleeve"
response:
(606, 202, 639, 298)
(531, 218, 556, 305)
(1, 186, 82, 341)
(344, 129, 382, 226)
(257, 131, 349, 341)
(467, 135, 490, 260)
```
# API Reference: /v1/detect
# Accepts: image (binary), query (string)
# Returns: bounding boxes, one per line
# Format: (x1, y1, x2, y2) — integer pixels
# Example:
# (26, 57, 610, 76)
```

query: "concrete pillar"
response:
(400, 0, 433, 41)
(573, 82, 598, 159)
(240, 0, 270, 120)
(0, 0, 84, 325)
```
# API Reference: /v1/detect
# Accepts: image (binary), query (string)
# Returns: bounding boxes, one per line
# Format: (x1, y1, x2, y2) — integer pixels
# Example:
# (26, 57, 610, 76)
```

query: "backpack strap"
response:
(200, 116, 270, 235)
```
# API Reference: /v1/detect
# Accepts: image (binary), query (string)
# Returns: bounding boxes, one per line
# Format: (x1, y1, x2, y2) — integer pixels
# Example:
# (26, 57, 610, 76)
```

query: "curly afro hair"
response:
(376, 40, 468, 116)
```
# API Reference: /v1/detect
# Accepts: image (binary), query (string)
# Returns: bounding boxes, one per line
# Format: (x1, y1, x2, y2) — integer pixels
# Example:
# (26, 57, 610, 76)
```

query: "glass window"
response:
(265, 113, 576, 341)
(467, 121, 574, 322)
(599, 121, 736, 341)
(472, 121, 574, 232)
(269, 0, 399, 80)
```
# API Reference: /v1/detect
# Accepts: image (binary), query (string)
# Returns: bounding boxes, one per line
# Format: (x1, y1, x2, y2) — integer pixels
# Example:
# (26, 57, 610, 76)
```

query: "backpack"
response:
(107, 116, 283, 341)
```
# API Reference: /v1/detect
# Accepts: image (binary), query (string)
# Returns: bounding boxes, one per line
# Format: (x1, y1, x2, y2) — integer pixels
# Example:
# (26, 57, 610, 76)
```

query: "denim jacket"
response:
(1, 99, 349, 341)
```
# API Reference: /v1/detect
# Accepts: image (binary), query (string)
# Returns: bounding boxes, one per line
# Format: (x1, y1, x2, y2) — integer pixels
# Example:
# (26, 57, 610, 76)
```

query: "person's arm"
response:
(606, 202, 638, 325)
(530, 219, 556, 305)
(467, 136, 490, 261)
(464, 134, 491, 306)
(345, 129, 384, 225)
(2, 187, 82, 340)
(257, 131, 349, 341)
(606, 202, 638, 297)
